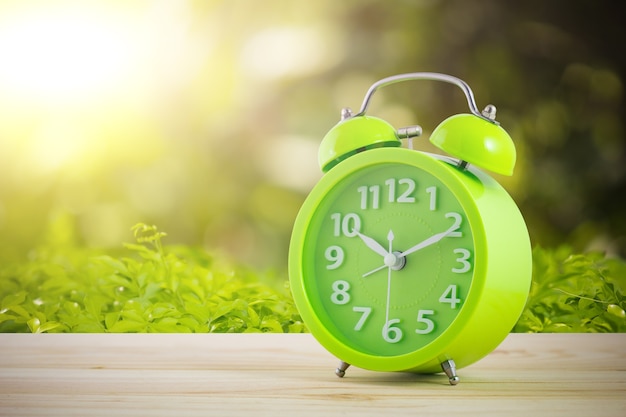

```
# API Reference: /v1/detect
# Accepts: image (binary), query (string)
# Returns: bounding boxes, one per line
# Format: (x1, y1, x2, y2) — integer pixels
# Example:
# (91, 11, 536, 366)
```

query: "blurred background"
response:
(0, 0, 624, 271)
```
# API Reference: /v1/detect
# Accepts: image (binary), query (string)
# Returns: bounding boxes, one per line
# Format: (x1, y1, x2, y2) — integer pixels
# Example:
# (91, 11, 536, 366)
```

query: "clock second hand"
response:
(385, 230, 394, 327)
(362, 264, 387, 278)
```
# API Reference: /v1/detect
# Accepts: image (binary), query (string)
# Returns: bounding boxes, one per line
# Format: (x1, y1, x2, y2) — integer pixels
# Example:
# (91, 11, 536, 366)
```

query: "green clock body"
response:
(289, 147, 531, 373)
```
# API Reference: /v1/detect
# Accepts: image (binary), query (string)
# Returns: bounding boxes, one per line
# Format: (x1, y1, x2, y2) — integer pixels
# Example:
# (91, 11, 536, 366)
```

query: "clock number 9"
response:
(325, 246, 344, 270)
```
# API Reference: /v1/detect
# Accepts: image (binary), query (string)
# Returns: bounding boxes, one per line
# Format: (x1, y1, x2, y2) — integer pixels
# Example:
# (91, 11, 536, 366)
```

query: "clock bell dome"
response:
(318, 110, 401, 173)
(429, 109, 517, 176)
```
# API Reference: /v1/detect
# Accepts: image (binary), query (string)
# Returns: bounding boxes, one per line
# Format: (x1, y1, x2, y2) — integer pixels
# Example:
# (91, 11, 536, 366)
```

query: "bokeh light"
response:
(0, 0, 624, 270)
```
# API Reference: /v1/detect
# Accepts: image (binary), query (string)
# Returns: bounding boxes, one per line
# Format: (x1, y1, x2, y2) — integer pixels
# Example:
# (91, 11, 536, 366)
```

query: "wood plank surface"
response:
(0, 333, 624, 416)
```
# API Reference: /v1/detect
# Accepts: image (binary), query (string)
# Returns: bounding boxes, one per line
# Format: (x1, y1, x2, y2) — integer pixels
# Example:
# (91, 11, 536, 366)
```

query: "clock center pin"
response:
(384, 251, 406, 270)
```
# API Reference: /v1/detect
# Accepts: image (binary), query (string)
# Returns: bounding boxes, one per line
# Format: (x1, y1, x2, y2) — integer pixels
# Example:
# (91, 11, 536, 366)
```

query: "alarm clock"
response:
(288, 73, 532, 385)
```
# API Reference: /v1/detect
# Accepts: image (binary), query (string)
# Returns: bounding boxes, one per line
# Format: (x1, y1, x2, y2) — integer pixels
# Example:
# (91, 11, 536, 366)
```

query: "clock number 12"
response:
(357, 180, 441, 211)
(357, 178, 416, 209)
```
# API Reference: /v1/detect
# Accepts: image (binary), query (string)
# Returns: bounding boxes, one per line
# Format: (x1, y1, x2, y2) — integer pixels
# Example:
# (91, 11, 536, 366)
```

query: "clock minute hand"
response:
(398, 226, 457, 258)
(354, 230, 389, 258)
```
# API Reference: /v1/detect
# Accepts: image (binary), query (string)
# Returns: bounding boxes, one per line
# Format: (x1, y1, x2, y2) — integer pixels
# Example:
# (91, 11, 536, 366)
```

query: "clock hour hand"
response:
(362, 230, 405, 278)
(398, 225, 458, 258)
(354, 230, 389, 258)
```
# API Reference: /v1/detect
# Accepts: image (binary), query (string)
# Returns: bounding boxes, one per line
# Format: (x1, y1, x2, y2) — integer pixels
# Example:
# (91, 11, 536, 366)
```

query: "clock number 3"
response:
(452, 248, 471, 273)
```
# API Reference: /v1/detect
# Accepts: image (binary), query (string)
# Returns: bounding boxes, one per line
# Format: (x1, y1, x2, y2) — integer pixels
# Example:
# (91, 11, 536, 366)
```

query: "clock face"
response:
(300, 161, 475, 358)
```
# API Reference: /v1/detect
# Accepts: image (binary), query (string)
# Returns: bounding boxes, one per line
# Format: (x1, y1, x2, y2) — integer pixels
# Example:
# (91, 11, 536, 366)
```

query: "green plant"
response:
(0, 224, 305, 333)
(514, 246, 626, 332)
(1, 225, 624, 333)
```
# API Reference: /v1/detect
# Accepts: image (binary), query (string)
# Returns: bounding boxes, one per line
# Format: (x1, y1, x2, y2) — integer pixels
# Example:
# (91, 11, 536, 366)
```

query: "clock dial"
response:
(301, 162, 475, 357)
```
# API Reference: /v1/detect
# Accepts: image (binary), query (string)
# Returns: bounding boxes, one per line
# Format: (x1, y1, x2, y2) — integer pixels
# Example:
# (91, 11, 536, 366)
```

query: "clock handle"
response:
(355, 72, 498, 125)
(353, 72, 517, 176)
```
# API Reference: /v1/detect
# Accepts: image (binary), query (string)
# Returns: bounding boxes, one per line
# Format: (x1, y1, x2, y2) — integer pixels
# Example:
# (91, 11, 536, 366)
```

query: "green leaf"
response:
(260, 317, 283, 333)
(5, 304, 32, 319)
(37, 321, 62, 333)
(149, 318, 191, 333)
(27, 317, 41, 333)
(515, 246, 626, 333)
(63, 301, 81, 315)
(0, 223, 301, 334)
(108, 320, 147, 333)
(607, 304, 625, 319)
(287, 321, 306, 333)
(105, 312, 121, 330)
(0, 313, 19, 325)
(1, 291, 27, 309)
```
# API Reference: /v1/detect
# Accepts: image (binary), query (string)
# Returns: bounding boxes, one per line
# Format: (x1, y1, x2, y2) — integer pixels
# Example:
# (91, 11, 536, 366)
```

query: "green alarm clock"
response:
(288, 73, 532, 385)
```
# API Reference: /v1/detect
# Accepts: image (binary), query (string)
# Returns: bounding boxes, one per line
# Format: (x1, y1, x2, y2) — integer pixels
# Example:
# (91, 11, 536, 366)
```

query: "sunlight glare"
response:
(240, 26, 340, 80)
(31, 119, 86, 172)
(0, 5, 136, 104)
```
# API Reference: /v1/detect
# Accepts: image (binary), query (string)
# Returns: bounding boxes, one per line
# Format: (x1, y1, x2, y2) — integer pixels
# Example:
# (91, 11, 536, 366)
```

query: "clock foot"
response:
(440, 359, 460, 385)
(335, 361, 351, 378)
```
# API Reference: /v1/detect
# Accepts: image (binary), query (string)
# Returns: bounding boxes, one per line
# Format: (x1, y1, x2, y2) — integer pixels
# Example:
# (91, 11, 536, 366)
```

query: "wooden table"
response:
(0, 333, 624, 416)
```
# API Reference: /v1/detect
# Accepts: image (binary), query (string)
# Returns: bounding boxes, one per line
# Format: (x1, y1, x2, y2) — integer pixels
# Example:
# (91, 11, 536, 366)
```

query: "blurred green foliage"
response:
(0, 224, 304, 333)
(514, 246, 626, 333)
(1, 225, 623, 333)
(0, 0, 624, 272)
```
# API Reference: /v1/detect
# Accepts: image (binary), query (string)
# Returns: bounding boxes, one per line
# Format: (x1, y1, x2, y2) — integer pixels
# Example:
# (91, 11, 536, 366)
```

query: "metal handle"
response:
(355, 72, 497, 124)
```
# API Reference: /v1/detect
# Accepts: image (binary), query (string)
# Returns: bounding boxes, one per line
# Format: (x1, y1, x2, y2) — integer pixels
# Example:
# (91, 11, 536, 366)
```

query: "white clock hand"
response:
(362, 264, 387, 278)
(384, 231, 394, 326)
(363, 225, 457, 276)
(354, 230, 389, 258)
(362, 230, 406, 277)
(398, 224, 458, 258)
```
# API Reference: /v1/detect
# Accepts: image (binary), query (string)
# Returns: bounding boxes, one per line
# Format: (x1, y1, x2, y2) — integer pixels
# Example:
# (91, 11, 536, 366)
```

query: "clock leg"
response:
(335, 361, 351, 378)
(440, 359, 460, 385)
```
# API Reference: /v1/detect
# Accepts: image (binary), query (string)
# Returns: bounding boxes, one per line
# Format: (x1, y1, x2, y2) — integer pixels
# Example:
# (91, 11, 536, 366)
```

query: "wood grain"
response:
(0, 333, 624, 416)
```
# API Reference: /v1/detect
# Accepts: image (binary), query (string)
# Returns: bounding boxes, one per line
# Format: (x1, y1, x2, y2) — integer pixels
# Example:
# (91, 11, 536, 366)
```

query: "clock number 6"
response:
(382, 319, 403, 343)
